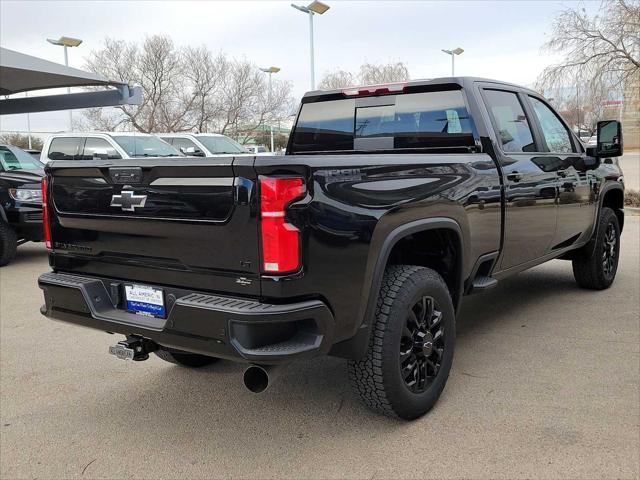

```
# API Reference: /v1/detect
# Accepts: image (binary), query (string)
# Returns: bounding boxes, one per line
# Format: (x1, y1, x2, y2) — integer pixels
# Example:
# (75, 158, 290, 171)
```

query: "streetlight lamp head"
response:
(291, 3, 310, 13)
(308, 0, 330, 14)
(47, 36, 83, 47)
(442, 48, 464, 56)
(260, 66, 281, 74)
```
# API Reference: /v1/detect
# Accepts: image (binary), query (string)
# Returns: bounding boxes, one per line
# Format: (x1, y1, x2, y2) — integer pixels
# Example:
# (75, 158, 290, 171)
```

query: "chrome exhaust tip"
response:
(243, 364, 278, 393)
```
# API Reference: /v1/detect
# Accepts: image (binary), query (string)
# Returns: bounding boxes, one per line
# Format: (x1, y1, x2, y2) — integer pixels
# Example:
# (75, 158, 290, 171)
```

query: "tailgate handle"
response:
(109, 167, 143, 185)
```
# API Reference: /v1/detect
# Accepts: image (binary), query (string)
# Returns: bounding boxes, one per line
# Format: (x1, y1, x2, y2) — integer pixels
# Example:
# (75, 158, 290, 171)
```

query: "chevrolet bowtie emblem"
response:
(110, 191, 147, 212)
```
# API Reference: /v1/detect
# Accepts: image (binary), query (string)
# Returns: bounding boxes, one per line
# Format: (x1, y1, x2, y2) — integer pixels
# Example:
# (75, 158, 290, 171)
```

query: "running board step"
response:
(471, 276, 498, 291)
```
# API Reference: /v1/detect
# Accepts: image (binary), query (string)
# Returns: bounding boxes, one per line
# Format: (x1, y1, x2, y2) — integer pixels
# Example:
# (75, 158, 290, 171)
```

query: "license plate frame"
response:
(124, 283, 166, 318)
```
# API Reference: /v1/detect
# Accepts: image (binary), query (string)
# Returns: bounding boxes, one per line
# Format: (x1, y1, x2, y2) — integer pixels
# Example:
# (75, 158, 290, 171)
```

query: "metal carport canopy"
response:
(0, 47, 142, 115)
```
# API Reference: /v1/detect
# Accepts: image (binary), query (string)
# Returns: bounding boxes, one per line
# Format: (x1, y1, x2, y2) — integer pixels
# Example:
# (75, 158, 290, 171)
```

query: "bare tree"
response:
(537, 0, 640, 92)
(317, 70, 355, 89)
(0, 133, 43, 150)
(358, 62, 410, 85)
(81, 35, 294, 137)
(545, 80, 622, 135)
(318, 62, 410, 89)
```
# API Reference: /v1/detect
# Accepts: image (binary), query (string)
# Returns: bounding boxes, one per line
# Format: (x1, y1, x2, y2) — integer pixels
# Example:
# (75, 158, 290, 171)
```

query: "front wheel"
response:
(572, 207, 620, 290)
(348, 265, 455, 420)
(0, 220, 17, 267)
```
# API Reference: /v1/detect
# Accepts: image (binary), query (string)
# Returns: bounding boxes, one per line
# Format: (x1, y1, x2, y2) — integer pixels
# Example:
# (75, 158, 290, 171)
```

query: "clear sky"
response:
(0, 0, 599, 136)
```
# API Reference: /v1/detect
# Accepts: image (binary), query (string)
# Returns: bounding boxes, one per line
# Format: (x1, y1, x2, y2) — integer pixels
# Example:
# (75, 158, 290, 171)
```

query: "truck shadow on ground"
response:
(72, 261, 594, 451)
(6, 243, 48, 267)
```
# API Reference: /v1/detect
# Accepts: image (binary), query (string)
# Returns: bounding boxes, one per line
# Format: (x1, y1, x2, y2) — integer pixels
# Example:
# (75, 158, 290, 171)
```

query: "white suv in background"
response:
(159, 133, 248, 157)
(41, 132, 182, 162)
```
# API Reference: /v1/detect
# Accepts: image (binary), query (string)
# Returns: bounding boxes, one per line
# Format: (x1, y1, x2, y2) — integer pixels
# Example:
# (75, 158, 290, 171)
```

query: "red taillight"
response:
(259, 176, 305, 274)
(342, 82, 406, 97)
(41, 177, 52, 249)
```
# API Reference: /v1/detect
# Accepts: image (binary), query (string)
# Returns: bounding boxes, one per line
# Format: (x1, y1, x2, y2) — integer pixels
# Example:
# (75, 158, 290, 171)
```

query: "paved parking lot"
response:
(1, 217, 638, 480)
(619, 151, 640, 191)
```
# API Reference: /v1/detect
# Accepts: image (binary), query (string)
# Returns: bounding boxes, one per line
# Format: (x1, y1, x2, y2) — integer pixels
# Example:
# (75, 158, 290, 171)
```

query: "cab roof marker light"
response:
(342, 82, 407, 97)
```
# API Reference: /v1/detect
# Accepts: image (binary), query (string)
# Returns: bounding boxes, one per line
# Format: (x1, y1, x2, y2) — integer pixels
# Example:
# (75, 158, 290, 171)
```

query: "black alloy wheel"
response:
(400, 296, 445, 393)
(602, 222, 617, 278)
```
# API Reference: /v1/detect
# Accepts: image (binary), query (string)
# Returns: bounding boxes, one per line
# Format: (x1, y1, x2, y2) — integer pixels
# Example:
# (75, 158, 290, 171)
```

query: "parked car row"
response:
(38, 132, 273, 163)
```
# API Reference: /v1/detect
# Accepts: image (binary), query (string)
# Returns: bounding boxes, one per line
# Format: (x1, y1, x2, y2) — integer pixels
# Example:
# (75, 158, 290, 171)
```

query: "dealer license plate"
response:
(125, 284, 165, 318)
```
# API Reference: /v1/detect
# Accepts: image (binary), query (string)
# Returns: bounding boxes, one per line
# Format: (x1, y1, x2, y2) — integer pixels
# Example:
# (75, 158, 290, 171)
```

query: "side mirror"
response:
(180, 146, 205, 157)
(596, 120, 623, 158)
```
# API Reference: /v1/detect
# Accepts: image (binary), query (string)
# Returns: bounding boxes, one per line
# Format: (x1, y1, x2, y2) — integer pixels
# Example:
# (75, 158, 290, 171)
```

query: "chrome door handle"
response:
(506, 172, 523, 182)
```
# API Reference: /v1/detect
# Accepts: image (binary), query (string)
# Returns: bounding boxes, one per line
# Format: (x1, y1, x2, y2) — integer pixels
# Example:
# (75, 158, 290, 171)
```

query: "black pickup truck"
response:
(38, 77, 625, 419)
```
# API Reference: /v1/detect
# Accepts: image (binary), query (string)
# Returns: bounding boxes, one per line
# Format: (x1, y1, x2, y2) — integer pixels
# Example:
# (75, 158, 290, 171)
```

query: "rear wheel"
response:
(348, 265, 455, 420)
(0, 220, 17, 267)
(154, 348, 219, 368)
(572, 207, 620, 290)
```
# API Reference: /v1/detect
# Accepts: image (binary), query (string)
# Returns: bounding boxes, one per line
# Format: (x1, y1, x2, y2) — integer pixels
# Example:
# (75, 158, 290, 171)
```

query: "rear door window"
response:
(290, 90, 476, 153)
(48, 137, 83, 160)
(482, 90, 536, 153)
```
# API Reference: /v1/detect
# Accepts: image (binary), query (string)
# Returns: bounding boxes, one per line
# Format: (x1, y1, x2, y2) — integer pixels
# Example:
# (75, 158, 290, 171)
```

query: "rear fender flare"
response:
(346, 218, 465, 360)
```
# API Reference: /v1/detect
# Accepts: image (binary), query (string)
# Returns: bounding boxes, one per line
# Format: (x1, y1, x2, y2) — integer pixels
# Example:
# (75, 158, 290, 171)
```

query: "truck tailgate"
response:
(47, 157, 260, 296)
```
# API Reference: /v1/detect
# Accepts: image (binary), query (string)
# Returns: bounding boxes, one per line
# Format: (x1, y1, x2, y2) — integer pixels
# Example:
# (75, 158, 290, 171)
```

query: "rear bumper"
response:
(38, 271, 334, 365)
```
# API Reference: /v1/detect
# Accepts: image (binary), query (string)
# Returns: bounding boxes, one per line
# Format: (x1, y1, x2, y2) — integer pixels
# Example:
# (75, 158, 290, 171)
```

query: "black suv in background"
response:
(0, 144, 44, 265)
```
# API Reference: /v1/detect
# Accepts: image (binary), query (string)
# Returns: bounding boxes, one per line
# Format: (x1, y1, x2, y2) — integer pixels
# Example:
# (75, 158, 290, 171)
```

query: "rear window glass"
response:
(290, 90, 476, 153)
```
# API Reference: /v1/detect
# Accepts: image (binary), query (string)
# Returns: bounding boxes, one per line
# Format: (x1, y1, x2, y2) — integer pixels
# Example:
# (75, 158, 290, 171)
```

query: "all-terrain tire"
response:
(0, 220, 18, 267)
(348, 265, 455, 420)
(572, 207, 620, 290)
(154, 348, 219, 368)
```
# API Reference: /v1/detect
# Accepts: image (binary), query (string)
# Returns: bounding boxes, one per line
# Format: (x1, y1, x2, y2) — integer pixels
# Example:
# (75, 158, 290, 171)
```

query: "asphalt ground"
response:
(1, 217, 638, 479)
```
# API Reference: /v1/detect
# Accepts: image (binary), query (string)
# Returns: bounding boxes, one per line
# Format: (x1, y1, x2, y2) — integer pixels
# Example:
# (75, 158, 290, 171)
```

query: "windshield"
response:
(111, 135, 182, 158)
(0, 145, 44, 170)
(197, 135, 246, 154)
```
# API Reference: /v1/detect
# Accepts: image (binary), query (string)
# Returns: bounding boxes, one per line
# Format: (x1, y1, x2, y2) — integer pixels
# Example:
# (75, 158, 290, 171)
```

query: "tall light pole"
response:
(291, 1, 330, 90)
(260, 66, 281, 153)
(47, 36, 83, 131)
(441, 47, 464, 76)
(25, 92, 32, 149)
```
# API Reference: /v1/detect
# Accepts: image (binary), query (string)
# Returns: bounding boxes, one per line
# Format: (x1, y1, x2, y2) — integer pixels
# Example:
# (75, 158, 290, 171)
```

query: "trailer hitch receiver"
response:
(109, 335, 158, 361)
